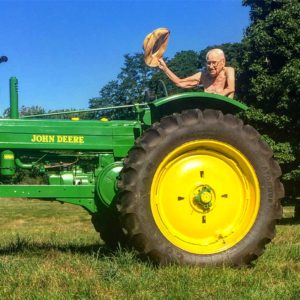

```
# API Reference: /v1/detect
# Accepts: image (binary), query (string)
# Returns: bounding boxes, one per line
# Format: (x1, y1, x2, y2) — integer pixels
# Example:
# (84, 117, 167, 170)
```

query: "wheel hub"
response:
(192, 185, 215, 212)
(151, 139, 260, 255)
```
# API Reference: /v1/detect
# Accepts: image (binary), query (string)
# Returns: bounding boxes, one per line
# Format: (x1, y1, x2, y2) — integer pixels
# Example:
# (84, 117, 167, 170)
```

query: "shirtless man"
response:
(157, 48, 235, 98)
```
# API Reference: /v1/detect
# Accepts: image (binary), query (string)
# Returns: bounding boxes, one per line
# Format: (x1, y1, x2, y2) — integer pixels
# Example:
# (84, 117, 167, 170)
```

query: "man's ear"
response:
(220, 58, 225, 68)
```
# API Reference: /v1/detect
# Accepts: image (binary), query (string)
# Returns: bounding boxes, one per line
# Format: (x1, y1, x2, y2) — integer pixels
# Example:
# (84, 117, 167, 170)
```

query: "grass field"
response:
(0, 198, 299, 300)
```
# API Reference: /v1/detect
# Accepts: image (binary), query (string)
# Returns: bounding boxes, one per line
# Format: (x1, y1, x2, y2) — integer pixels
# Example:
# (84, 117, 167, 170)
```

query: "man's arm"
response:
(158, 58, 201, 89)
(220, 67, 235, 98)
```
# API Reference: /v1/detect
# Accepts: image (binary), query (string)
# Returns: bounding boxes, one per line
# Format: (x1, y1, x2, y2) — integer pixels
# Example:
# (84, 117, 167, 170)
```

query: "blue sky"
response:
(0, 0, 250, 113)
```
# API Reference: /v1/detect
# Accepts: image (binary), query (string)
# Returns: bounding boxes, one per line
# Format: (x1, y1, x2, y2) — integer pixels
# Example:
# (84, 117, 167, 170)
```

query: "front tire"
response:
(117, 109, 283, 266)
(91, 207, 125, 248)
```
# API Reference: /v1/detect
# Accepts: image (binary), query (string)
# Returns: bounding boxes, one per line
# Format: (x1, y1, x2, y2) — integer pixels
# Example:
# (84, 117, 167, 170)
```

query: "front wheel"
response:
(117, 109, 283, 266)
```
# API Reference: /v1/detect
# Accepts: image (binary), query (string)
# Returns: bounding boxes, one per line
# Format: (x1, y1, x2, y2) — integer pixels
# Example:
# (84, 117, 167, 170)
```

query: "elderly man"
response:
(158, 48, 235, 98)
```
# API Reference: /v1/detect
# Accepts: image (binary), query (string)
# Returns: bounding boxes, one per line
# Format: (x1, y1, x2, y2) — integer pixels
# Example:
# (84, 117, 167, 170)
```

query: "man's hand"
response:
(158, 58, 167, 71)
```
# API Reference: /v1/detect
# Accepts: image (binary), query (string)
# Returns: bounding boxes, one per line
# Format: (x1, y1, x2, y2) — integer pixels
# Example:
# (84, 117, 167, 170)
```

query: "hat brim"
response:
(143, 28, 170, 67)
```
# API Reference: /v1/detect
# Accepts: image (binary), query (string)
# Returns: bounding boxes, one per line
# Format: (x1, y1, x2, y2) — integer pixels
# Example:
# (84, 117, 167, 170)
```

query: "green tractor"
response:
(0, 57, 283, 266)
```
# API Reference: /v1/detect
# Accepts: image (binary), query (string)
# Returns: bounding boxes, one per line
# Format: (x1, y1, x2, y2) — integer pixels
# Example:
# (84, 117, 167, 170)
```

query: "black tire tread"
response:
(91, 208, 126, 249)
(117, 109, 284, 266)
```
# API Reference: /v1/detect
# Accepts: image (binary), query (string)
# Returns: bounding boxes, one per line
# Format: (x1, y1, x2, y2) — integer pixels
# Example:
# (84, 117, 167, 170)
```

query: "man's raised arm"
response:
(158, 58, 201, 89)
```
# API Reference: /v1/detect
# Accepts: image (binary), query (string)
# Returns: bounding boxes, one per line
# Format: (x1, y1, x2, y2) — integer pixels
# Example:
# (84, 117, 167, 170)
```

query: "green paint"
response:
(0, 185, 97, 212)
(1, 78, 248, 215)
(9, 77, 19, 119)
(0, 150, 15, 176)
(152, 92, 248, 111)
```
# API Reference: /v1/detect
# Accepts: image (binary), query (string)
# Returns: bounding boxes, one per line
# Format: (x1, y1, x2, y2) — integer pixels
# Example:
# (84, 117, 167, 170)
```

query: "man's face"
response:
(206, 52, 225, 77)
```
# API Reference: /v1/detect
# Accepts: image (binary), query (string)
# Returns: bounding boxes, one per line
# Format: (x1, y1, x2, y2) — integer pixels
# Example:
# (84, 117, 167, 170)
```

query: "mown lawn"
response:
(0, 198, 299, 300)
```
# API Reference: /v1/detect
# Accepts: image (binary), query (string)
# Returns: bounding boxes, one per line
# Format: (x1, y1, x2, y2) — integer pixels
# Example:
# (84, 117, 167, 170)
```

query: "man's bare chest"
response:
(202, 71, 227, 90)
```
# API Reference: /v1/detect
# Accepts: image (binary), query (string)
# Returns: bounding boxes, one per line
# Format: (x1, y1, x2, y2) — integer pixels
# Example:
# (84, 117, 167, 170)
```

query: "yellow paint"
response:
(150, 139, 260, 255)
(31, 134, 84, 144)
(200, 191, 211, 203)
(3, 154, 14, 160)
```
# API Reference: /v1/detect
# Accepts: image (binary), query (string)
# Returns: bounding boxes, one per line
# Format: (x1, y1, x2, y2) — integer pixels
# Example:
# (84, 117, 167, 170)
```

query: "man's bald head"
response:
(206, 48, 226, 77)
(206, 48, 225, 61)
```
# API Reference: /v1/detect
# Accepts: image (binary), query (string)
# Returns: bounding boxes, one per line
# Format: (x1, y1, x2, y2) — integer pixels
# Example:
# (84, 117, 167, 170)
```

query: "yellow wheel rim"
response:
(150, 140, 260, 254)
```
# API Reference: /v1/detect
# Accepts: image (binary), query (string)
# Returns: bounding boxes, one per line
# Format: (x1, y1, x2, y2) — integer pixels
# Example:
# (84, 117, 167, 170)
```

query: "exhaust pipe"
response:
(0, 56, 8, 64)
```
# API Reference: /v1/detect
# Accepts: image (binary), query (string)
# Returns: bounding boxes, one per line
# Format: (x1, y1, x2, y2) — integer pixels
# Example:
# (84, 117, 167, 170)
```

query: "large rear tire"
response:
(117, 109, 283, 266)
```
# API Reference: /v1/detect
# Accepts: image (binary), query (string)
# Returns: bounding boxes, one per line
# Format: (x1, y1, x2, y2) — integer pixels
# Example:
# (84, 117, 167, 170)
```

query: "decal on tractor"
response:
(31, 134, 85, 144)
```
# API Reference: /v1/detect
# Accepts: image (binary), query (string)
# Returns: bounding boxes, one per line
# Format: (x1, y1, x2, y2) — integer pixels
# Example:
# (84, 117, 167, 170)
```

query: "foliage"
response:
(89, 50, 202, 114)
(150, 50, 201, 97)
(198, 43, 242, 71)
(3, 105, 45, 118)
(45, 108, 93, 120)
(198, 43, 244, 97)
(19, 105, 46, 117)
(89, 53, 156, 119)
(2, 2, 299, 192)
(118, 53, 154, 103)
(89, 80, 129, 120)
(239, 0, 300, 189)
(3, 106, 94, 120)
(149, 44, 241, 99)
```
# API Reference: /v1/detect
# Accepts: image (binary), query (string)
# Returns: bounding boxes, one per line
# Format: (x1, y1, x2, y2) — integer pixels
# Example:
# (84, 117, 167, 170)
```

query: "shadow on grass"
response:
(0, 236, 164, 269)
(278, 217, 300, 225)
(0, 235, 125, 258)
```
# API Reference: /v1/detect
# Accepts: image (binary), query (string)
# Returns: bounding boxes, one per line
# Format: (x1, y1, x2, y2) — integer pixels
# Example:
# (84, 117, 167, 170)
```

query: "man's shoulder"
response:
(224, 66, 235, 76)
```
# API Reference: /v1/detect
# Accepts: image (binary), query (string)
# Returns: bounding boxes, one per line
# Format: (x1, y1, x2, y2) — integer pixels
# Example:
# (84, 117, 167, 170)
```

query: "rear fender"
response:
(148, 92, 247, 123)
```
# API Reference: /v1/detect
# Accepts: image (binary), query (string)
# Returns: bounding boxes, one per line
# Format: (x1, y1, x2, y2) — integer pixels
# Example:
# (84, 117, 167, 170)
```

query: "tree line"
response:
(9, 0, 300, 194)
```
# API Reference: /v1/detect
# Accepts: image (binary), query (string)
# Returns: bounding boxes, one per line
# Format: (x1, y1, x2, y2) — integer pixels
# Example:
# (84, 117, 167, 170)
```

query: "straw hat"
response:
(143, 28, 170, 67)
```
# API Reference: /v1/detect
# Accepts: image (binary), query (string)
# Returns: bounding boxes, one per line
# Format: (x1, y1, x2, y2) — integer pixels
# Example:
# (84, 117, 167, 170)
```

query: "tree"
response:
(149, 47, 242, 98)
(239, 0, 300, 194)
(150, 50, 201, 97)
(118, 53, 155, 103)
(199, 43, 243, 98)
(2, 105, 94, 120)
(3, 105, 45, 118)
(89, 80, 126, 119)
(89, 53, 156, 119)
(198, 43, 242, 71)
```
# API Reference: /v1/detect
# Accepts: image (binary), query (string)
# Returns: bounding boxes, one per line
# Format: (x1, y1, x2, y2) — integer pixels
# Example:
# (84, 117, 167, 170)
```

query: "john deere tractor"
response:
(0, 56, 283, 266)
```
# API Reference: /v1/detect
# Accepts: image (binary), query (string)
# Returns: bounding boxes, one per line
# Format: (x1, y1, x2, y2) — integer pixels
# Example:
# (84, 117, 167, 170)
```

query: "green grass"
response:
(0, 198, 299, 300)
